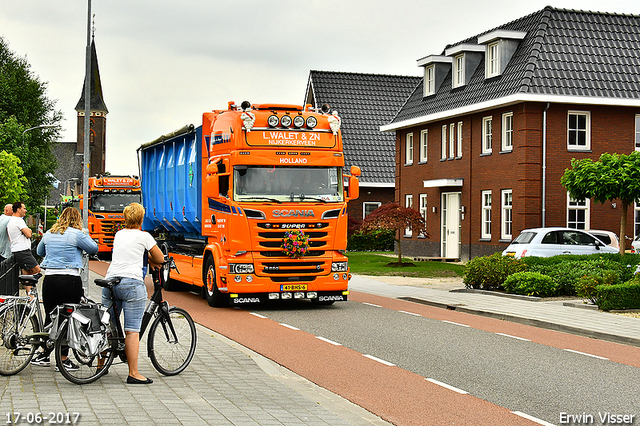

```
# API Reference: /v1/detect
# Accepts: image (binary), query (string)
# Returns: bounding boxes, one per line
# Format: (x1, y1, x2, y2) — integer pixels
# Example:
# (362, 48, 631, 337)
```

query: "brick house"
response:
(381, 7, 640, 261)
(304, 71, 421, 226)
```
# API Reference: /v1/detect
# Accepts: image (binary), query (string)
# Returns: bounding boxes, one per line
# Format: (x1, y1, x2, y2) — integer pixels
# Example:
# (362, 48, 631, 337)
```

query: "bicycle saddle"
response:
(94, 277, 121, 288)
(18, 273, 42, 283)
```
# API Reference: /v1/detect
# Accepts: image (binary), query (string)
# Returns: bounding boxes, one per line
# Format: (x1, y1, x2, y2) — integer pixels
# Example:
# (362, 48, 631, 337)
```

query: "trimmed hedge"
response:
(463, 252, 527, 290)
(596, 280, 640, 311)
(347, 229, 395, 252)
(503, 271, 558, 297)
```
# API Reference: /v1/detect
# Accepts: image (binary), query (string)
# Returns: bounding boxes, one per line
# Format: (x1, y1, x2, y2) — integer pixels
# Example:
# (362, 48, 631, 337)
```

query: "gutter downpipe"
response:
(542, 103, 550, 227)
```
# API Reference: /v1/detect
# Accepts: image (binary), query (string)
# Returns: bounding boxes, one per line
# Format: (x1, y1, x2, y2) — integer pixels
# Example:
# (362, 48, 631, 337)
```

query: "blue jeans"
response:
(102, 278, 147, 332)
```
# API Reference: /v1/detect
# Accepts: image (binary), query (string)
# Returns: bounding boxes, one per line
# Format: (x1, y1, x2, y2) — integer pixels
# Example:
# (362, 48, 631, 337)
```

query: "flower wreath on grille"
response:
(281, 229, 310, 258)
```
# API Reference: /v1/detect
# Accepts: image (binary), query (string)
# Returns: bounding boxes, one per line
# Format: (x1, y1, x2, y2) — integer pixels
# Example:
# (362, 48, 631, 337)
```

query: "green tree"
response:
(561, 151, 640, 254)
(0, 150, 26, 205)
(361, 202, 428, 265)
(0, 36, 61, 210)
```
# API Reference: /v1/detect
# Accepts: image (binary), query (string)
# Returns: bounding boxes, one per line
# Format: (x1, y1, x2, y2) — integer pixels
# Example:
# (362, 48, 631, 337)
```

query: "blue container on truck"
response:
(139, 124, 203, 239)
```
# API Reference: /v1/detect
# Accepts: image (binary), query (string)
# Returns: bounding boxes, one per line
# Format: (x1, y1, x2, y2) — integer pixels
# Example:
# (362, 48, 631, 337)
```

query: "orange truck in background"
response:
(138, 101, 360, 307)
(71, 175, 142, 253)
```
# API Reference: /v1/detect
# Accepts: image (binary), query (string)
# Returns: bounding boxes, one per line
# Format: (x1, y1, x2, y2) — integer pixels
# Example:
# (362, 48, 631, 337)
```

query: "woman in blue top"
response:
(30, 207, 99, 368)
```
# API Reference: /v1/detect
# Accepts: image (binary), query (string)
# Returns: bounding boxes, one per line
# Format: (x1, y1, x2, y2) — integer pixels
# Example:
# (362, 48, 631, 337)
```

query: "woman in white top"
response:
(103, 203, 163, 384)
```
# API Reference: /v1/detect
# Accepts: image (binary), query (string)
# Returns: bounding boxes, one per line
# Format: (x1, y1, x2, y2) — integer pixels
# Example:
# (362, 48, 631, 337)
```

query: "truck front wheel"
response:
(204, 257, 228, 307)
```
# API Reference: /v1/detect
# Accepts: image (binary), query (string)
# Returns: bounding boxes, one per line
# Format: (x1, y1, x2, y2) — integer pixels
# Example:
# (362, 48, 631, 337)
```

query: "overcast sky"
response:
(2, 1, 640, 175)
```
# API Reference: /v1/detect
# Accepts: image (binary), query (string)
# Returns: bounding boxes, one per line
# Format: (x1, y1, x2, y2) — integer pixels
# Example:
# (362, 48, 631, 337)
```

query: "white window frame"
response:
(487, 42, 500, 77)
(481, 190, 492, 239)
(441, 125, 447, 160)
(635, 202, 640, 238)
(635, 114, 640, 152)
(449, 124, 455, 159)
(501, 189, 512, 240)
(567, 194, 590, 230)
(501, 112, 513, 152)
(405, 132, 413, 165)
(363, 202, 381, 220)
(567, 111, 591, 151)
(482, 116, 493, 154)
(419, 194, 428, 237)
(453, 54, 465, 88)
(419, 130, 428, 162)
(404, 194, 413, 237)
(456, 121, 463, 157)
(424, 65, 435, 96)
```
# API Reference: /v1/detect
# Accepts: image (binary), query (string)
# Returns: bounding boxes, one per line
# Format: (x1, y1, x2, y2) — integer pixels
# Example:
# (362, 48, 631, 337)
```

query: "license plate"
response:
(281, 284, 307, 291)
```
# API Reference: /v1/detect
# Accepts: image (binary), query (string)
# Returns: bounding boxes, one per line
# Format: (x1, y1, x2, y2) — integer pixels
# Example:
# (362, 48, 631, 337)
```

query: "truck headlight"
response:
(229, 263, 255, 274)
(331, 262, 348, 272)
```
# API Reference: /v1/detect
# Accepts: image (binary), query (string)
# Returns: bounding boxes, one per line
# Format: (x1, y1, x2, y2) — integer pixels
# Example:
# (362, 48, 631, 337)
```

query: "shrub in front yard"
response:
(463, 253, 527, 290)
(503, 271, 558, 297)
(596, 279, 640, 311)
(575, 270, 618, 304)
(347, 228, 395, 252)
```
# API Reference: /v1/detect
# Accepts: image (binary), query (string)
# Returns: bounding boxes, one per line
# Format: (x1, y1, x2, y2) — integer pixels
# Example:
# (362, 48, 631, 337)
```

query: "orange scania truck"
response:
(72, 175, 142, 252)
(138, 101, 360, 307)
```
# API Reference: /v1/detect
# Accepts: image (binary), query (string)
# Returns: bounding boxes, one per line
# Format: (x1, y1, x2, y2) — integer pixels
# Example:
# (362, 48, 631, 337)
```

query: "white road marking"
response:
(425, 378, 468, 394)
(362, 302, 382, 308)
(316, 336, 342, 346)
(249, 312, 267, 319)
(363, 354, 396, 366)
(496, 332, 530, 341)
(564, 349, 609, 360)
(442, 320, 470, 327)
(512, 411, 557, 425)
(279, 323, 300, 331)
(398, 310, 422, 317)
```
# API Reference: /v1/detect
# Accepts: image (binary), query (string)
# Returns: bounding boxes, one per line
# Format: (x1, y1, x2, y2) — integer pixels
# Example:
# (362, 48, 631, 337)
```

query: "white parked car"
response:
(631, 236, 640, 254)
(503, 227, 619, 259)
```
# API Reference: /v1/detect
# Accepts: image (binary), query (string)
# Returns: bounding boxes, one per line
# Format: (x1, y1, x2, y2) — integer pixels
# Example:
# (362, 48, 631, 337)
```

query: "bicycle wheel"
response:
(54, 321, 116, 385)
(147, 306, 196, 376)
(0, 304, 39, 376)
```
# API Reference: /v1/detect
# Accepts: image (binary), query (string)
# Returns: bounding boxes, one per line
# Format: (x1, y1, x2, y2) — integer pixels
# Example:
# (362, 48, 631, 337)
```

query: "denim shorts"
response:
(101, 278, 147, 332)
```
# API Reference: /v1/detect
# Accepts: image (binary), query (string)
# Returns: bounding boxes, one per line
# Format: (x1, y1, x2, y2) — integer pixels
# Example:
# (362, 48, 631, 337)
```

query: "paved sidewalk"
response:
(350, 275, 640, 348)
(0, 271, 390, 426)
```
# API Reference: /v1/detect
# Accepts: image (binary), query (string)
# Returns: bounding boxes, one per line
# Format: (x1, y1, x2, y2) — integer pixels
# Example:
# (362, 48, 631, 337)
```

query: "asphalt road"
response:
(246, 295, 640, 426)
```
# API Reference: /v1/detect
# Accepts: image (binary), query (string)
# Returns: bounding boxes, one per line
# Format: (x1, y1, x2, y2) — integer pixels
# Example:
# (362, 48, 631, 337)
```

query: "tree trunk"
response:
(397, 235, 402, 265)
(620, 201, 628, 255)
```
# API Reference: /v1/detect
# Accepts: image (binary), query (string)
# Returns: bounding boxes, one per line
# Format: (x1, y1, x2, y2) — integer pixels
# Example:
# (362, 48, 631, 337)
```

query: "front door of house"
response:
(441, 192, 461, 259)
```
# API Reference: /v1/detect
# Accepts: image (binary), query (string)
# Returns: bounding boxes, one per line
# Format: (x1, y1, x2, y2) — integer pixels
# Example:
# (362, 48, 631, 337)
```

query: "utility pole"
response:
(82, 0, 92, 291)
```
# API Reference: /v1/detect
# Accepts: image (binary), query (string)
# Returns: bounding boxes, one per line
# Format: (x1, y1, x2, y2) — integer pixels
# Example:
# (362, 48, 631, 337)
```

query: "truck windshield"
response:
(90, 192, 142, 212)
(233, 166, 344, 203)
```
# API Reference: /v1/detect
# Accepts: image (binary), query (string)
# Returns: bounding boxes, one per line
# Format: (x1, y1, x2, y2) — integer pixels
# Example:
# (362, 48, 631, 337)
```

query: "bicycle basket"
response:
(65, 304, 111, 357)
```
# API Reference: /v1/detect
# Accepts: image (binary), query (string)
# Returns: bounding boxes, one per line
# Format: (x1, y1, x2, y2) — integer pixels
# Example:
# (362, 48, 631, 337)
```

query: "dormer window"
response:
(444, 44, 484, 89)
(425, 65, 435, 95)
(487, 42, 500, 78)
(478, 30, 526, 79)
(453, 55, 465, 88)
(417, 55, 452, 97)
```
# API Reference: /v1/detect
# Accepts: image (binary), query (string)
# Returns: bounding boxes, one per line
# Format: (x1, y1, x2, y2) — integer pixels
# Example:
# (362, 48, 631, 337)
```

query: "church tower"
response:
(75, 35, 108, 177)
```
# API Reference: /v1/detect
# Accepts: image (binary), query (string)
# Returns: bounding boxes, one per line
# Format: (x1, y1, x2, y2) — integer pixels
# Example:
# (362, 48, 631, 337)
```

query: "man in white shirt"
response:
(7, 201, 41, 275)
(0, 204, 13, 262)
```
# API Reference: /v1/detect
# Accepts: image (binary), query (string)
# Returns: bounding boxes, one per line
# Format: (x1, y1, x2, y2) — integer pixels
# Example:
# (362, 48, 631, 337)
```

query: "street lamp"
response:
(21, 124, 57, 144)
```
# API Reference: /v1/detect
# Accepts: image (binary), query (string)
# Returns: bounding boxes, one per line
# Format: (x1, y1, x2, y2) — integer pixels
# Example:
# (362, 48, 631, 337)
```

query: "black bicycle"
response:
(54, 257, 197, 384)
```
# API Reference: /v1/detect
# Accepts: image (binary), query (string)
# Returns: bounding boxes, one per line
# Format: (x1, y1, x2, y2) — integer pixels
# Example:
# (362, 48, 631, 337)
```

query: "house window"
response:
(363, 202, 381, 219)
(449, 124, 455, 159)
(487, 42, 500, 77)
(405, 133, 413, 165)
(420, 130, 428, 162)
(567, 194, 589, 230)
(424, 65, 435, 96)
(457, 122, 463, 157)
(453, 54, 465, 87)
(482, 116, 492, 154)
(568, 111, 591, 150)
(635, 202, 640, 237)
(419, 194, 428, 237)
(404, 194, 413, 237)
(441, 125, 447, 159)
(501, 189, 512, 240)
(635, 115, 640, 151)
(502, 112, 513, 152)
(481, 190, 492, 239)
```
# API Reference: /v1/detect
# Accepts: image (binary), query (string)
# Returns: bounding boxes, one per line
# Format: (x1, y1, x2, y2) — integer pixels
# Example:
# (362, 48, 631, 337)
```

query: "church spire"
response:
(75, 35, 108, 114)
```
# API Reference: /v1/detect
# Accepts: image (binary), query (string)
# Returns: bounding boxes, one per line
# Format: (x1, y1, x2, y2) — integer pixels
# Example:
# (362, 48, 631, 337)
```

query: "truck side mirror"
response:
(350, 166, 361, 177)
(347, 175, 359, 200)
